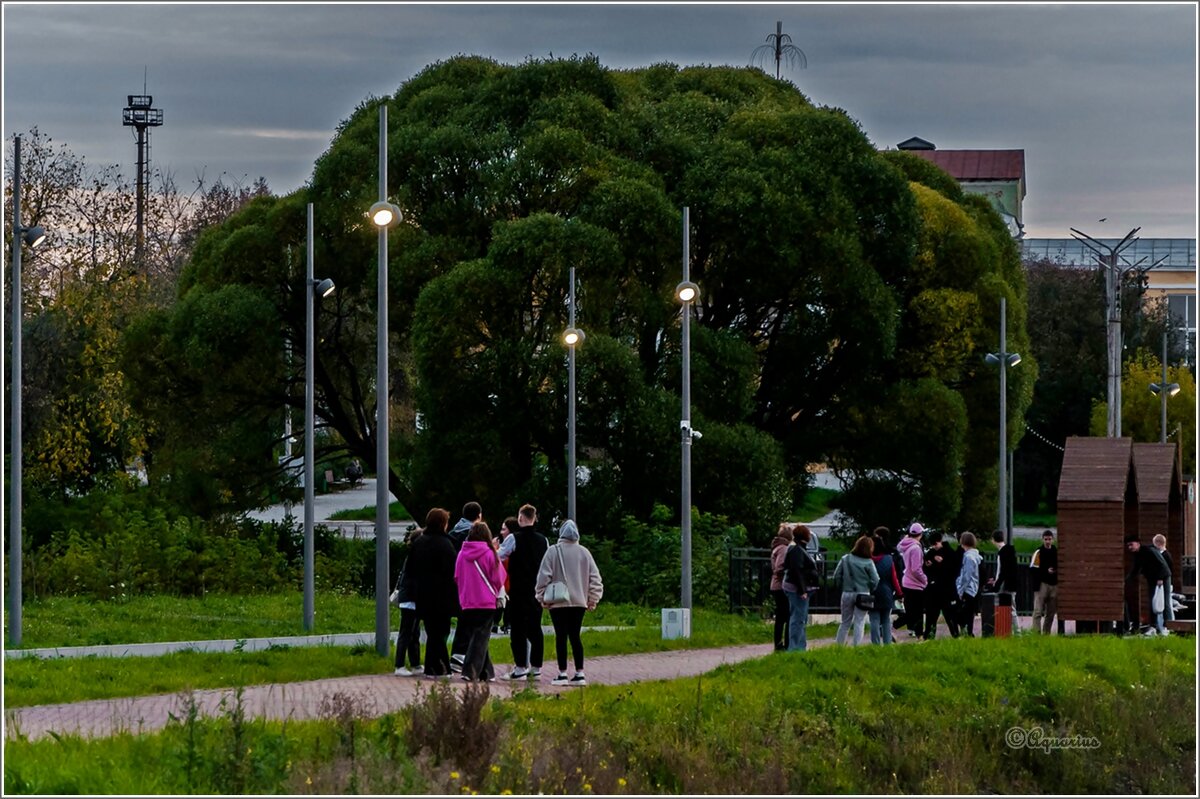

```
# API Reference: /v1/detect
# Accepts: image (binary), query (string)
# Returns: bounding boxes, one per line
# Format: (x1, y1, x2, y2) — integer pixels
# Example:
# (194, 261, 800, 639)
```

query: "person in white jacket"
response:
(535, 520, 603, 686)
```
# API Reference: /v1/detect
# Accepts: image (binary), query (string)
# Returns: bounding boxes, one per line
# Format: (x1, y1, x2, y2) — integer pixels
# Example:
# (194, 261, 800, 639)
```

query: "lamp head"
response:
(1151, 382, 1181, 398)
(1007, 352, 1021, 367)
(563, 327, 585, 347)
(985, 352, 1000, 366)
(313, 278, 336, 298)
(22, 225, 46, 248)
(369, 201, 401, 228)
(675, 280, 700, 304)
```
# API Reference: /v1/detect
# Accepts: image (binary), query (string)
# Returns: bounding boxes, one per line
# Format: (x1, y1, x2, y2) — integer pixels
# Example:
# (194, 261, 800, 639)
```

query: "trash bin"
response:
(980, 592, 1012, 638)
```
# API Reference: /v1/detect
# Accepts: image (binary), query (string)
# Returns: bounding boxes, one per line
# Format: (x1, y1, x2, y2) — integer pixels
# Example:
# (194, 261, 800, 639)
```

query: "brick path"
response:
(6, 643, 776, 742)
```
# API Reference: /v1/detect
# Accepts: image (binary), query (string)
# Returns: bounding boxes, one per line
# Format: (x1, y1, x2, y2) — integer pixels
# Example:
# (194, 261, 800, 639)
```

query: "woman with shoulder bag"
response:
(783, 524, 819, 651)
(769, 524, 795, 651)
(834, 535, 880, 646)
(535, 520, 603, 686)
(454, 521, 507, 682)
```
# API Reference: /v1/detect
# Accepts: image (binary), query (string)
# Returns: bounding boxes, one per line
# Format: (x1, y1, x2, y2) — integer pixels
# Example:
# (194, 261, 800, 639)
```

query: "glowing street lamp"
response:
(676, 208, 701, 616)
(563, 267, 585, 521)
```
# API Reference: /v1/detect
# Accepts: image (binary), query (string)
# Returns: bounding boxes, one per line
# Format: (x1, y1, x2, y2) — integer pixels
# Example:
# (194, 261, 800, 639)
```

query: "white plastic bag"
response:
(1151, 584, 1165, 614)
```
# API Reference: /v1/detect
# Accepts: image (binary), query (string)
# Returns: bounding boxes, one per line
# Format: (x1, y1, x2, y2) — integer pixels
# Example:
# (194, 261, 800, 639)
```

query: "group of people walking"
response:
(770, 522, 1064, 650)
(391, 502, 603, 686)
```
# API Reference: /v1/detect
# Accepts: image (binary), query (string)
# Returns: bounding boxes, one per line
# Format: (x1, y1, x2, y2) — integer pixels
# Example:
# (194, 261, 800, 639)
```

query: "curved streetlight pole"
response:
(1149, 332, 1180, 443)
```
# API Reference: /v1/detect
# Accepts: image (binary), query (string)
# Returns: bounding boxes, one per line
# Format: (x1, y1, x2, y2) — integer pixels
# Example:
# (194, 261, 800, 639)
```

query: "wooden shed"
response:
(1056, 437, 1137, 625)
(1132, 442, 1184, 591)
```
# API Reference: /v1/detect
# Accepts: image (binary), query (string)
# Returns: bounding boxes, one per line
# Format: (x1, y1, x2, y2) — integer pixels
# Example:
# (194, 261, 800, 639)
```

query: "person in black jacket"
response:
(392, 527, 423, 675)
(1029, 530, 1058, 634)
(782, 524, 822, 651)
(923, 532, 960, 639)
(987, 529, 1021, 631)
(501, 504, 550, 680)
(406, 507, 459, 677)
(1126, 535, 1172, 635)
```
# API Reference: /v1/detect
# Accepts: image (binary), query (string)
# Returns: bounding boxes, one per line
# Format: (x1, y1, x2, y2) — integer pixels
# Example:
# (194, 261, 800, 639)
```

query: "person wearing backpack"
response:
(833, 535, 880, 646)
(783, 524, 821, 651)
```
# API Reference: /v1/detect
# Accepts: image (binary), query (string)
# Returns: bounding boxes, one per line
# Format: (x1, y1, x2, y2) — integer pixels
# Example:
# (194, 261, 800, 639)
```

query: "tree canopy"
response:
(129, 55, 1030, 539)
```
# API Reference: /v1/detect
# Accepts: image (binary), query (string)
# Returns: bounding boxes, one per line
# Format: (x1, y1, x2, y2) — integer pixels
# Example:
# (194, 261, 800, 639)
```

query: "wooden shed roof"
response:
(1132, 443, 1181, 504)
(1057, 437, 1135, 503)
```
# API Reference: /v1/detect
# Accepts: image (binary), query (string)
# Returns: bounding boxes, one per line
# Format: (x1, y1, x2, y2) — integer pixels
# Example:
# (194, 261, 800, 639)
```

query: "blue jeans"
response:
(868, 603, 894, 644)
(786, 590, 809, 651)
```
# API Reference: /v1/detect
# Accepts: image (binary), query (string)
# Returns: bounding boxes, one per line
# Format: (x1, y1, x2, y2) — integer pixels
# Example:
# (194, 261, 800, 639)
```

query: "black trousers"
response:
(549, 606, 587, 673)
(926, 587, 960, 638)
(450, 614, 470, 660)
(958, 593, 979, 637)
(508, 596, 545, 669)
(394, 607, 421, 669)
(902, 588, 925, 635)
(420, 609, 452, 676)
(458, 608, 496, 681)
(771, 589, 790, 650)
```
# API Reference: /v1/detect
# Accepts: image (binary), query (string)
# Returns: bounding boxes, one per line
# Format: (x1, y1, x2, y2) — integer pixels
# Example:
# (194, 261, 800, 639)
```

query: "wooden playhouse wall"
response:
(1056, 437, 1137, 623)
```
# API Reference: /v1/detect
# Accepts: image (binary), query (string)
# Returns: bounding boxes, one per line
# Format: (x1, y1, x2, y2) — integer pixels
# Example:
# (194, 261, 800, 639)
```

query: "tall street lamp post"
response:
(675, 207, 700, 614)
(305, 202, 335, 631)
(8, 134, 47, 647)
(985, 296, 1021, 544)
(562, 266, 585, 521)
(1149, 332, 1180, 443)
(369, 103, 402, 657)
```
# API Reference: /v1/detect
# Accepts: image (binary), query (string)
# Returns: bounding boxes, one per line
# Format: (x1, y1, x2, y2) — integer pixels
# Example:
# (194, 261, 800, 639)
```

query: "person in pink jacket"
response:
(897, 522, 929, 639)
(454, 522, 507, 682)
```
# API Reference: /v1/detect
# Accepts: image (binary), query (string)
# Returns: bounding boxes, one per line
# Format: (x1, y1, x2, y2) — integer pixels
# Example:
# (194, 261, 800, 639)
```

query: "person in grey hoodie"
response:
(535, 520, 603, 686)
(833, 535, 880, 646)
(955, 532, 983, 637)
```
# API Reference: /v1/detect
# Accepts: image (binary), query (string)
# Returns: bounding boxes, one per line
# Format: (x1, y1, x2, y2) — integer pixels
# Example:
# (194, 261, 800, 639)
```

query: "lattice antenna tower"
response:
(122, 67, 163, 271)
(751, 20, 808, 80)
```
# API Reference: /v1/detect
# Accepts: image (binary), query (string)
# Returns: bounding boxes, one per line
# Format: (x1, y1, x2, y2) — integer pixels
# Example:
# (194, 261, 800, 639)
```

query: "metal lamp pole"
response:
(1150, 332, 1180, 443)
(374, 104, 391, 657)
(564, 266, 583, 521)
(675, 207, 700, 614)
(8, 135, 45, 647)
(986, 297, 1020, 544)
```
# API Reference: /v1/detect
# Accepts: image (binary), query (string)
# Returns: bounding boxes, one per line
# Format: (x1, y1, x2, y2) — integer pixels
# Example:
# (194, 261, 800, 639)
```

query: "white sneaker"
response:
(528, 667, 542, 679)
(503, 668, 529, 680)
(394, 667, 413, 677)
(551, 673, 570, 686)
(412, 665, 424, 674)
(1143, 628, 1158, 637)
(569, 672, 588, 686)
(1160, 629, 1171, 637)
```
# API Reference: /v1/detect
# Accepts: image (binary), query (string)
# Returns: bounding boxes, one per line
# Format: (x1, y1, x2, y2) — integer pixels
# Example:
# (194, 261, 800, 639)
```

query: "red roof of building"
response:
(906, 149, 1025, 184)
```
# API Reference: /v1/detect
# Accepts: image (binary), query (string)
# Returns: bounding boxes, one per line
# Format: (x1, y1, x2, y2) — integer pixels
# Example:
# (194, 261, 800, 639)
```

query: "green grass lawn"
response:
(1013, 510, 1057, 528)
(328, 500, 412, 521)
(5, 635, 1192, 795)
(790, 486, 839, 522)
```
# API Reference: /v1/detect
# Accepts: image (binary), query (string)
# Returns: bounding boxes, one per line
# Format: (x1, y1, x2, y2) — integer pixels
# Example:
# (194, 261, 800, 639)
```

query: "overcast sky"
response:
(3, 2, 1197, 239)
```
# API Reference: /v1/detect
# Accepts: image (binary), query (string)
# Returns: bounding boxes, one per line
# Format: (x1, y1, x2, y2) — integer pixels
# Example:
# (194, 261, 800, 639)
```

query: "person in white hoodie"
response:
(956, 532, 983, 637)
(535, 520, 603, 686)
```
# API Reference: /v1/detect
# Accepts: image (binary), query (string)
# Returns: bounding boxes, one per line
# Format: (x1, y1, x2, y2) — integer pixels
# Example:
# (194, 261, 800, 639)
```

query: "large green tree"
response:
(131, 56, 1030, 541)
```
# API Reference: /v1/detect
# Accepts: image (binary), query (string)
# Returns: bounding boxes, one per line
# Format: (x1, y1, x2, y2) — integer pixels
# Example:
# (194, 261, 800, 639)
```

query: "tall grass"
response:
(4, 636, 1192, 795)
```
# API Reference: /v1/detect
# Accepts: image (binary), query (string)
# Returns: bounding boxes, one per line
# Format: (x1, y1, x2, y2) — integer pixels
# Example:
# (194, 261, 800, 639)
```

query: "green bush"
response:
(593, 504, 747, 608)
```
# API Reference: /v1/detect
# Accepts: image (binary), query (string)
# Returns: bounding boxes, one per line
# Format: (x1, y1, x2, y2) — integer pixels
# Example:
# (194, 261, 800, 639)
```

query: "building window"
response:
(1167, 294, 1196, 366)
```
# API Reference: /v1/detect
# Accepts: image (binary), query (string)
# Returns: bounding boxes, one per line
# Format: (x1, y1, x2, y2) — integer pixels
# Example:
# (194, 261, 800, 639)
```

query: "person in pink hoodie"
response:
(454, 522, 507, 682)
(897, 522, 929, 639)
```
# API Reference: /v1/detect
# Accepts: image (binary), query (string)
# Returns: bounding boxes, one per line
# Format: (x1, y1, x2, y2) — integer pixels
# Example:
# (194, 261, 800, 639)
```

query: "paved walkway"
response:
(6, 643, 780, 742)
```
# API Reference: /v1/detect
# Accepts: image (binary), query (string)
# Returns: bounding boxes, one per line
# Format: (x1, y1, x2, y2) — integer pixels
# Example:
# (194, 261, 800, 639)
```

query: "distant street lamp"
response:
(562, 266, 585, 521)
(676, 206, 701, 615)
(369, 104, 401, 657)
(985, 296, 1021, 544)
(304, 202, 335, 632)
(9, 134, 48, 647)
(1149, 332, 1180, 443)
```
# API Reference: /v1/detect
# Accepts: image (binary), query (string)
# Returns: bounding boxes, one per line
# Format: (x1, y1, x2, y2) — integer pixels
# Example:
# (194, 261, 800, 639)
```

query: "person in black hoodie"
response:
(501, 504, 550, 680)
(1029, 529, 1058, 634)
(1126, 535, 1171, 635)
(987, 529, 1021, 631)
(405, 508, 459, 677)
(923, 531, 960, 639)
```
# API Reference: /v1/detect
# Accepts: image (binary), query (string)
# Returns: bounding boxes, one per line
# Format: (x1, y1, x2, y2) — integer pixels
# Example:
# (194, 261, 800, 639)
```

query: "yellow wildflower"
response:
(451, 772, 461, 780)
(306, 776, 312, 786)
(491, 765, 501, 774)
(618, 778, 627, 787)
